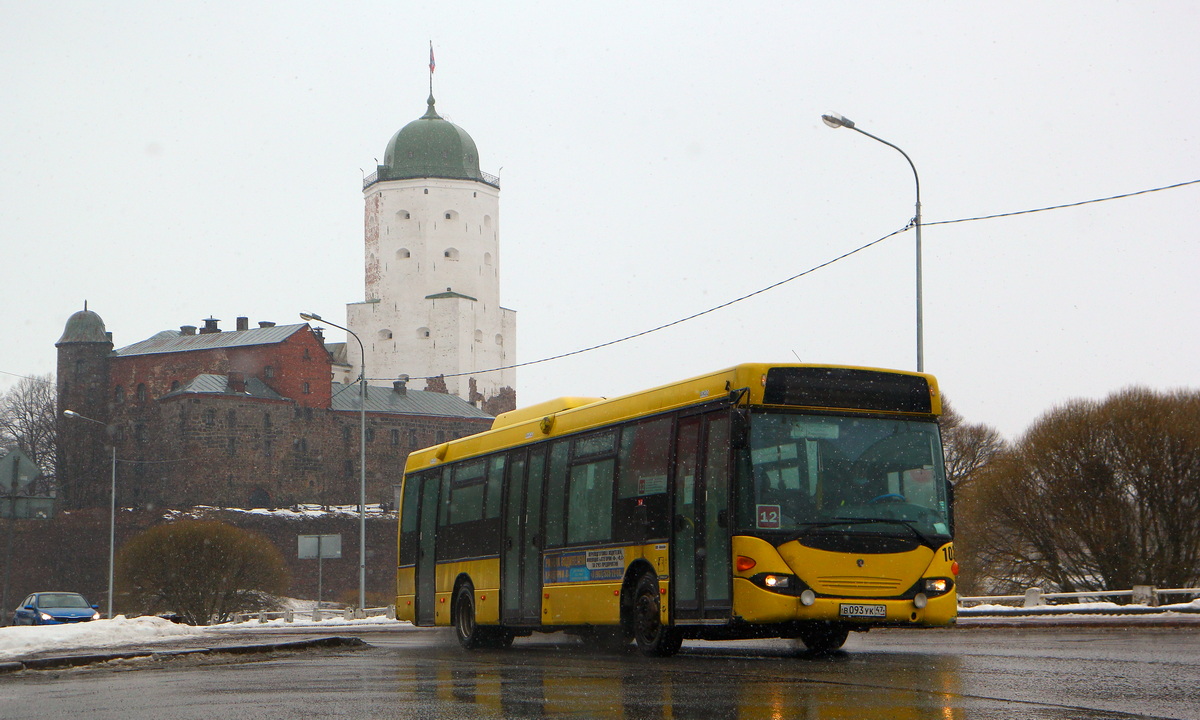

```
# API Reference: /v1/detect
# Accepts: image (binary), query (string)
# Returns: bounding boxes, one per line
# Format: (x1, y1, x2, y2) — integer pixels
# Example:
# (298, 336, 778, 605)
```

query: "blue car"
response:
(12, 592, 101, 625)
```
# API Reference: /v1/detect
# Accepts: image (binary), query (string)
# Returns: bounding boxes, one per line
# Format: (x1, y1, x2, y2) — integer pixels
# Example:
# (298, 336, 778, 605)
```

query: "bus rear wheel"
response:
(454, 583, 513, 650)
(631, 573, 682, 657)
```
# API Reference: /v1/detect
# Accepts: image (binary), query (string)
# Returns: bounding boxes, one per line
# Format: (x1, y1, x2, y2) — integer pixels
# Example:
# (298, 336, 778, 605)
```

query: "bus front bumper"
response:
(732, 577, 957, 627)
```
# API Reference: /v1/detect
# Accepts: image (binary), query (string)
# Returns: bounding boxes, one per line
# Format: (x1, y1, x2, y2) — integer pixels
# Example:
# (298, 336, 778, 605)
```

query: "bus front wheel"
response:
(798, 623, 849, 653)
(631, 573, 682, 657)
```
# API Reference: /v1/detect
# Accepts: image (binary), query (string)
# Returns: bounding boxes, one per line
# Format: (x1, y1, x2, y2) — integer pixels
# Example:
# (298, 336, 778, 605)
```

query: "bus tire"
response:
(454, 582, 513, 650)
(631, 573, 682, 657)
(798, 623, 849, 653)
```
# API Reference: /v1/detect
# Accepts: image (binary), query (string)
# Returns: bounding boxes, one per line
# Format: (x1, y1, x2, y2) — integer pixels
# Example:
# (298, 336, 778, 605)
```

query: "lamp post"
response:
(62, 409, 117, 620)
(821, 113, 925, 373)
(300, 312, 367, 612)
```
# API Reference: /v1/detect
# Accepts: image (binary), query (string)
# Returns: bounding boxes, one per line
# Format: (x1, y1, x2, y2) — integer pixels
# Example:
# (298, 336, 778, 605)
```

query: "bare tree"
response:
(935, 397, 1007, 594)
(971, 388, 1200, 593)
(938, 397, 1006, 491)
(0, 374, 57, 484)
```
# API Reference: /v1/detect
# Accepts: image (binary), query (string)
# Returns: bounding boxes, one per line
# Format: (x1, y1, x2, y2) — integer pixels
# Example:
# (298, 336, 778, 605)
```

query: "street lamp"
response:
(822, 113, 925, 373)
(300, 312, 367, 612)
(62, 409, 117, 620)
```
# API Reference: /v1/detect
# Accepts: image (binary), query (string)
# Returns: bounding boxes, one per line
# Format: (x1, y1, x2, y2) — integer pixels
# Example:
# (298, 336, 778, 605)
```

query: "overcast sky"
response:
(2, 2, 1196, 439)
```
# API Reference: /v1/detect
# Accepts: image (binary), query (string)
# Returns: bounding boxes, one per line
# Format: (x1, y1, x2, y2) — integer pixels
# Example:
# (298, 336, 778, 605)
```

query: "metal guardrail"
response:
(229, 606, 396, 624)
(959, 586, 1200, 609)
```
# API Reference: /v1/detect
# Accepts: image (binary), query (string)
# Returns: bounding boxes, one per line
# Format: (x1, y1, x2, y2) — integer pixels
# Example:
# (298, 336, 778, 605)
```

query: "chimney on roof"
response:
(200, 318, 220, 334)
(228, 372, 246, 393)
(236, 316, 249, 331)
(394, 375, 409, 396)
(105, 332, 113, 342)
(312, 327, 324, 344)
(258, 321, 276, 328)
(181, 325, 197, 336)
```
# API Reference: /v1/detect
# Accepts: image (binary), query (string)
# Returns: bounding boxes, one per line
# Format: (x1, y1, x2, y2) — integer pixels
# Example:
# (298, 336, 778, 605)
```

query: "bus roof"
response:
(404, 363, 940, 474)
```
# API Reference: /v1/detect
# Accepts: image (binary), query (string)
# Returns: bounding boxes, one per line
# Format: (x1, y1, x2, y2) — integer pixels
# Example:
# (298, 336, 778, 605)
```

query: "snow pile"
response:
(164, 504, 395, 521)
(0, 616, 205, 661)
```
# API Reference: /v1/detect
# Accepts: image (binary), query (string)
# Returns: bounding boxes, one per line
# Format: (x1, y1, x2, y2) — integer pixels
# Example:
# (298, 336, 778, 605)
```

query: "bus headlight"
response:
(922, 578, 953, 597)
(749, 572, 809, 596)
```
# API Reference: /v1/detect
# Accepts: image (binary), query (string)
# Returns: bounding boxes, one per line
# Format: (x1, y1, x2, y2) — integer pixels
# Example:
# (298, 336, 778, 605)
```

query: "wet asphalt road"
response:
(1, 624, 1197, 719)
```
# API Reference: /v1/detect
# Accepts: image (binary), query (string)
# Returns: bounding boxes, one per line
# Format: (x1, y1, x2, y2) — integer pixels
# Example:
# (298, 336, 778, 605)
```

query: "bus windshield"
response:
(736, 412, 950, 541)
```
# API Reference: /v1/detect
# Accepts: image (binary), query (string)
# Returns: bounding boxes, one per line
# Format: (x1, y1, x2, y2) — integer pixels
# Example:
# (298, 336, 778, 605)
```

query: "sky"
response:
(2, 2, 1197, 440)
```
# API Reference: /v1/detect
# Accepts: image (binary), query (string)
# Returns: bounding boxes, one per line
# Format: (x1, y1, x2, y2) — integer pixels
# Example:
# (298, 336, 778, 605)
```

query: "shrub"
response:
(116, 519, 289, 625)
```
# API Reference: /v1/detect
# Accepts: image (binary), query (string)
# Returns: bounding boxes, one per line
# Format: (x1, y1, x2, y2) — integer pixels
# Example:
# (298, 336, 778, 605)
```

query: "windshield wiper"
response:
(783, 517, 940, 549)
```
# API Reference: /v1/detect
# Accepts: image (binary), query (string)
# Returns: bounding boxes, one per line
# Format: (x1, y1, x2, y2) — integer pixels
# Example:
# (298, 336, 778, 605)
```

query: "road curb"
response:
(0, 636, 367, 674)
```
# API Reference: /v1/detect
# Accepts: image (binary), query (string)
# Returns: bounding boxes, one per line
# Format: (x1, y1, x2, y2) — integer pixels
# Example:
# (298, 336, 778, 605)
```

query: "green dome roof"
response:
(56, 308, 109, 345)
(378, 95, 490, 185)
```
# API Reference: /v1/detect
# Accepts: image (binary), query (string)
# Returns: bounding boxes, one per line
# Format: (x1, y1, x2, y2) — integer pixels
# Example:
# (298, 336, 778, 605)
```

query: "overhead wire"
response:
(388, 177, 1200, 381)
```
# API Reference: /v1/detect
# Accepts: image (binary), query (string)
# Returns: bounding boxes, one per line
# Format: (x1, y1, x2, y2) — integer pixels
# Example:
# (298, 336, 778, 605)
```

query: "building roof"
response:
(56, 308, 110, 345)
(162, 374, 286, 401)
(114, 324, 308, 357)
(331, 382, 492, 420)
(376, 95, 496, 187)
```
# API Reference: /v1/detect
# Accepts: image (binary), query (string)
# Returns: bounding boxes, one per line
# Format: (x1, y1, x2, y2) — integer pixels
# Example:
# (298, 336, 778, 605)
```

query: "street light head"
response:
(63, 409, 81, 418)
(822, 113, 855, 129)
(299, 312, 323, 322)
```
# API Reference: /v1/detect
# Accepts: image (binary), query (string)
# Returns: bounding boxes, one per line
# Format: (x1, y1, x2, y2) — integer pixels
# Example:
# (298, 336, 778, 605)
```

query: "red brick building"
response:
(56, 308, 494, 511)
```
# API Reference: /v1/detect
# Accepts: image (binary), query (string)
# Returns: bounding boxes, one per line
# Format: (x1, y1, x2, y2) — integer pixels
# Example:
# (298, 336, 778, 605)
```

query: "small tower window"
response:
(484, 252, 493, 266)
(114, 386, 125, 404)
(136, 383, 147, 402)
(475, 329, 483, 343)
(397, 248, 411, 260)
(444, 248, 459, 261)
(417, 327, 431, 339)
(378, 328, 393, 340)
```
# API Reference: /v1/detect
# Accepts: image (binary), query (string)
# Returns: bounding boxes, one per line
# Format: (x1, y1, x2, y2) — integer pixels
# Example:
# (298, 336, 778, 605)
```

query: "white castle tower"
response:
(346, 93, 516, 409)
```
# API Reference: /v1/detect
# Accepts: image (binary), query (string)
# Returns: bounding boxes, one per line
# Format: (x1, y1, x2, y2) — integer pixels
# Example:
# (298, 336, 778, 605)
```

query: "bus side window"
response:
(567, 458, 615, 544)
(615, 417, 673, 542)
(544, 440, 570, 547)
(485, 456, 505, 519)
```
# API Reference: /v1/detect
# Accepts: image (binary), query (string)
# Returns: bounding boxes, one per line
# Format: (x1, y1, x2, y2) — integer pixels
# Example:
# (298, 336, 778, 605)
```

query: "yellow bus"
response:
(396, 364, 958, 655)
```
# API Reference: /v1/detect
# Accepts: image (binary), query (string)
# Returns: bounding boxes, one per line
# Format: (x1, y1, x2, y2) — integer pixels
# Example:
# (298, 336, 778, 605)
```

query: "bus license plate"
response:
(839, 603, 886, 618)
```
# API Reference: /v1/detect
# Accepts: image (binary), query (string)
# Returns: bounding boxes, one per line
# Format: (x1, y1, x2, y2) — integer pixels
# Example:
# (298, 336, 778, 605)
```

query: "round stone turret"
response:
(56, 308, 109, 345)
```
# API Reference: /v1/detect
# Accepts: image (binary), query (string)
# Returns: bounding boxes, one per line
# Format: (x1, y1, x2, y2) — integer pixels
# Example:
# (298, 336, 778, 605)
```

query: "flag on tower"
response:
(429, 44, 436, 74)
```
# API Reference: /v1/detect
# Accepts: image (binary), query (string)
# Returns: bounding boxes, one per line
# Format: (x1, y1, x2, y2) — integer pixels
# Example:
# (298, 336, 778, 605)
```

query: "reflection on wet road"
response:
(3, 626, 1197, 719)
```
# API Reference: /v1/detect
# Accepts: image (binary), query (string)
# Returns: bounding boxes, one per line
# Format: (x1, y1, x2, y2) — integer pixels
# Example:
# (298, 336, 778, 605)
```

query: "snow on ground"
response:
(0, 616, 205, 661)
(960, 598, 1200, 614)
(0, 614, 416, 662)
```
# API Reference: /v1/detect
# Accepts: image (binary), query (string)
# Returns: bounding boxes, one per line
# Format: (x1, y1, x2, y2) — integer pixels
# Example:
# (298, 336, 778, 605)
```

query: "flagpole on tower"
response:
(428, 41, 435, 96)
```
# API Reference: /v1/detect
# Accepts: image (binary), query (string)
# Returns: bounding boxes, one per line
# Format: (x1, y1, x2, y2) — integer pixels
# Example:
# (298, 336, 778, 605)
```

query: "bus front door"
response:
(672, 411, 733, 623)
(415, 469, 442, 626)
